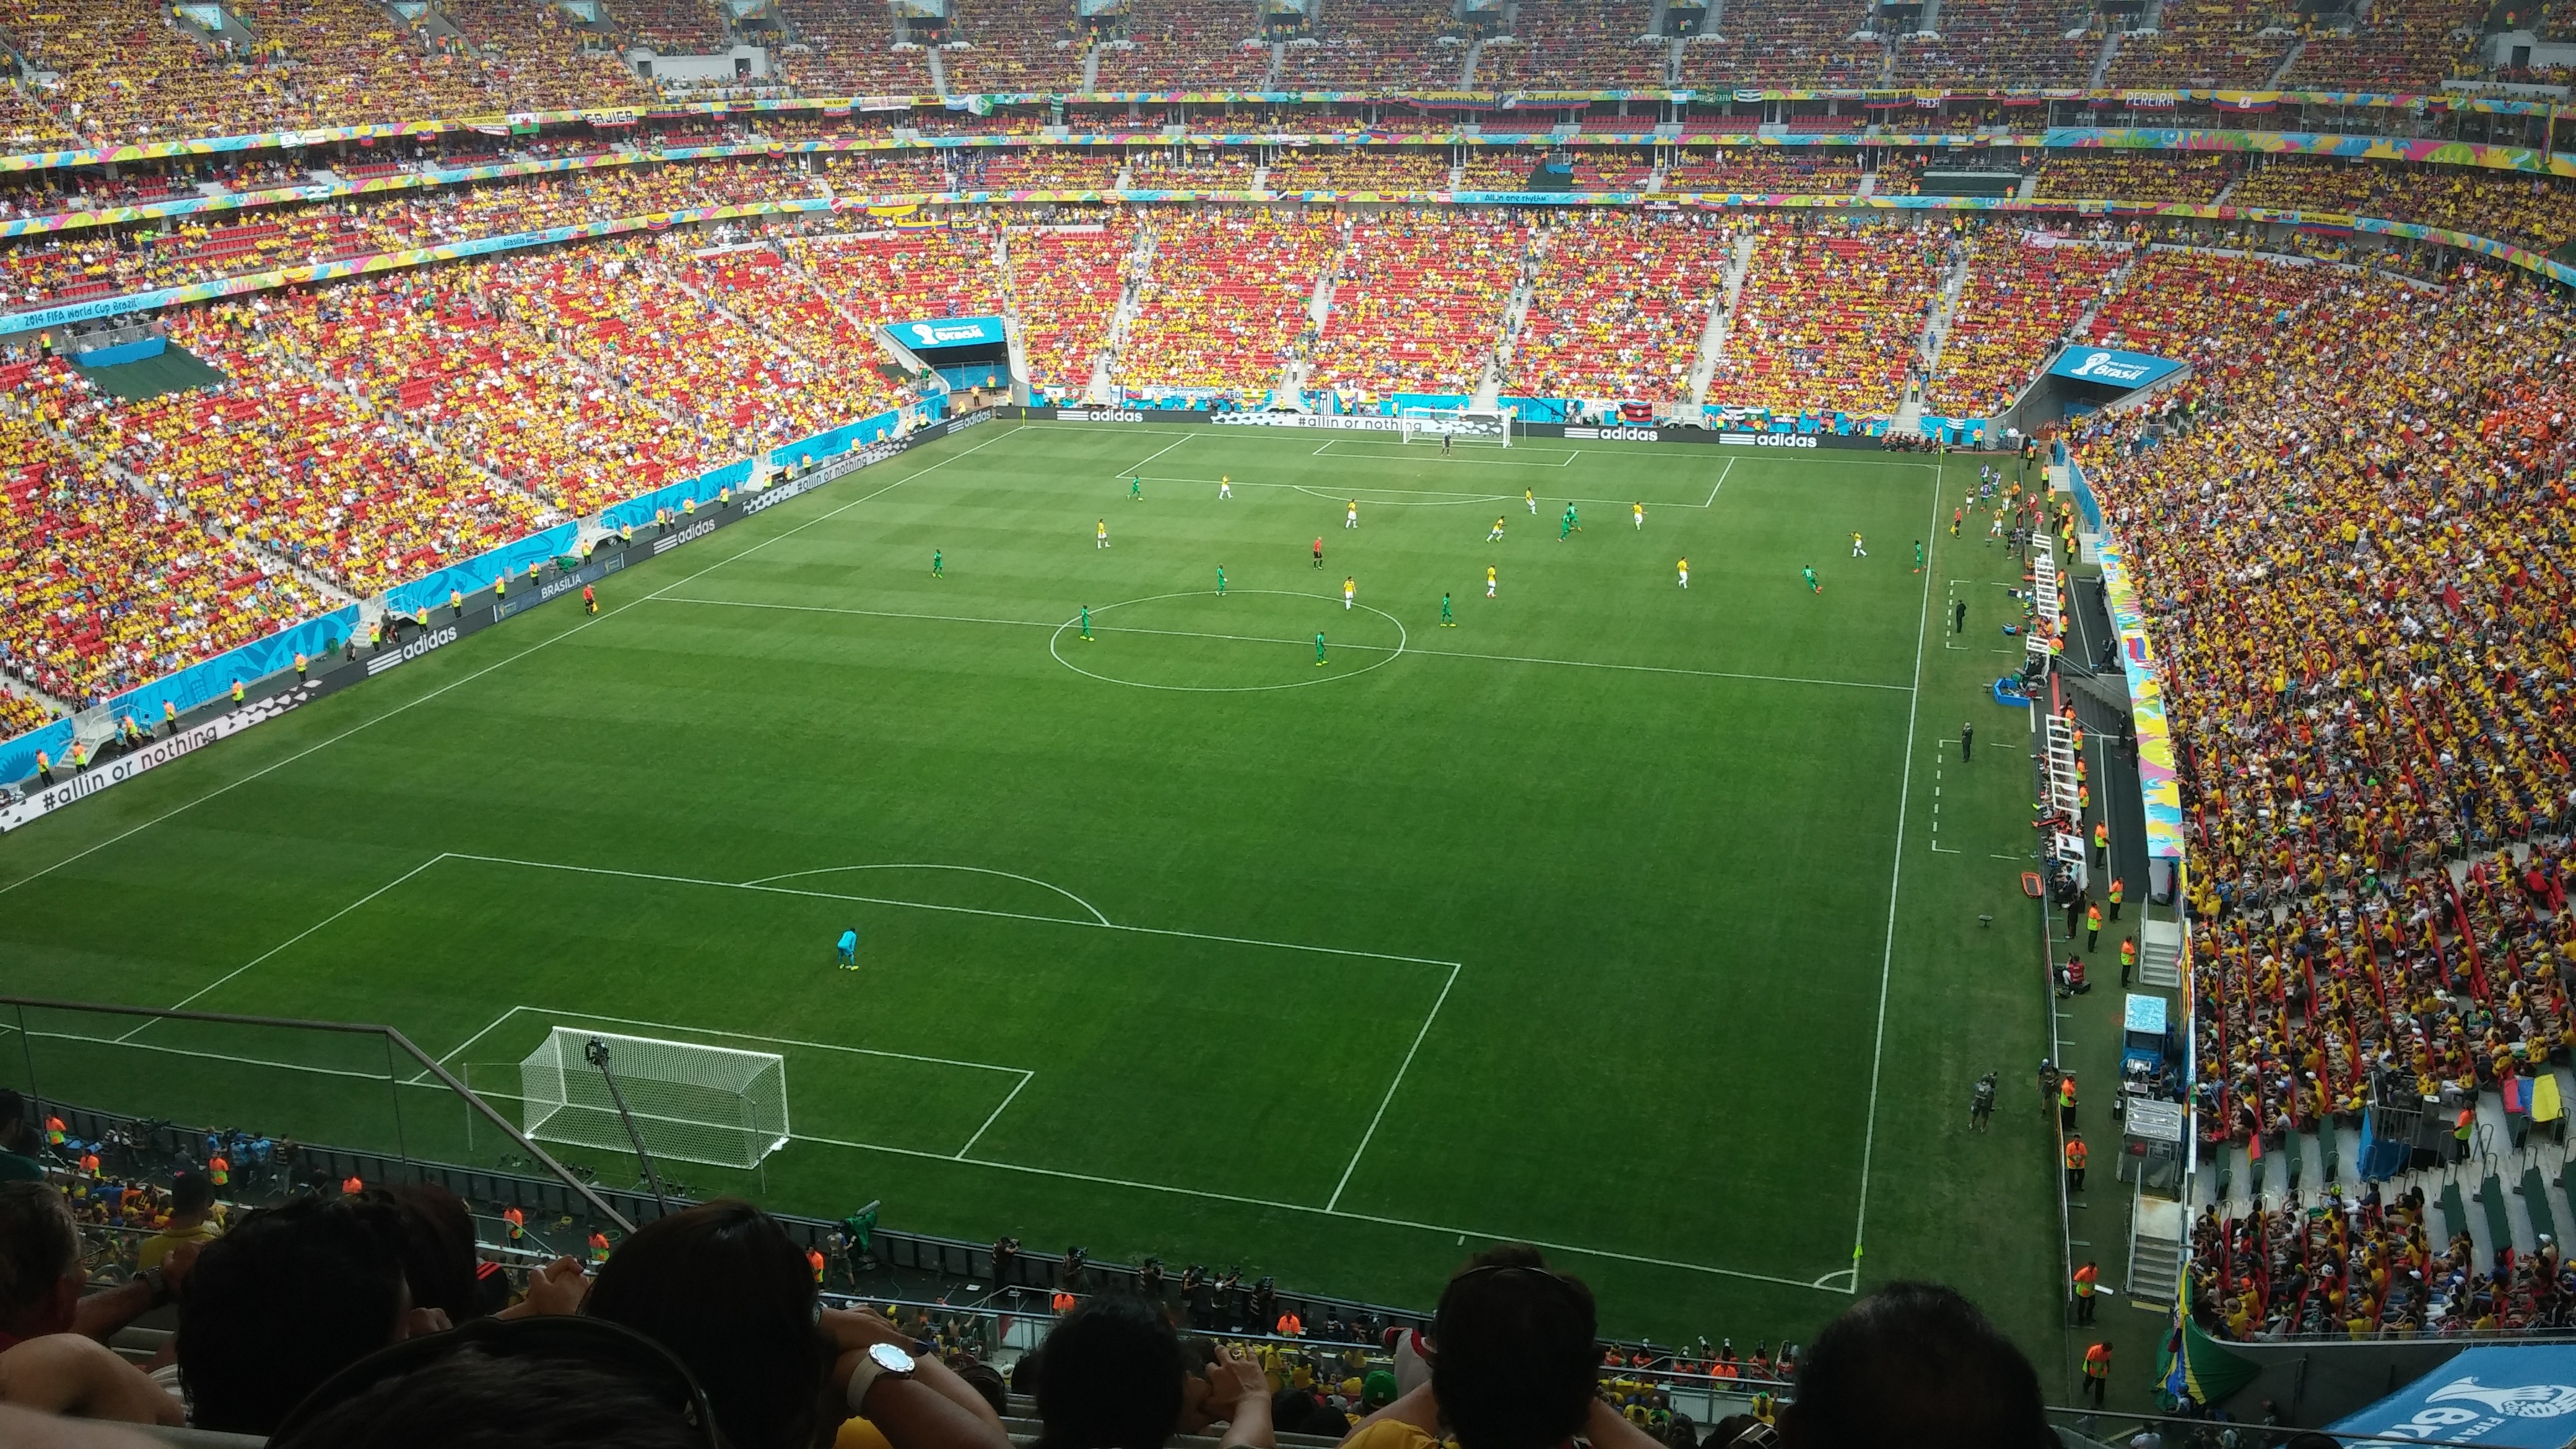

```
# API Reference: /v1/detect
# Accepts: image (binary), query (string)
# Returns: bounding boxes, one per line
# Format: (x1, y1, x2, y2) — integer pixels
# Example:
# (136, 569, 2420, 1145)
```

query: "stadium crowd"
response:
(1712, 218, 1948, 423)
(1924, 235, 2124, 419)
(1305, 211, 1526, 404)
(2076, 259, 2576, 1209)
(2230, 161, 2576, 258)
(1510, 211, 1732, 404)
(0, 1095, 2064, 1448)
(1116, 210, 1336, 396)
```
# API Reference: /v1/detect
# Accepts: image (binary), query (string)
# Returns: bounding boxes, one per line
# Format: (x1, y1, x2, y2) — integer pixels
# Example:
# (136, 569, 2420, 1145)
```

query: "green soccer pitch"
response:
(0, 419, 2072, 1359)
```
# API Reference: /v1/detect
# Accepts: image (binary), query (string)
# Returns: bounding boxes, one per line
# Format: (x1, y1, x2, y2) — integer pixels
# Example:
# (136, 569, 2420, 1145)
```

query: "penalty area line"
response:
(1325, 962, 1458, 1212)
(780, 1129, 1840, 1293)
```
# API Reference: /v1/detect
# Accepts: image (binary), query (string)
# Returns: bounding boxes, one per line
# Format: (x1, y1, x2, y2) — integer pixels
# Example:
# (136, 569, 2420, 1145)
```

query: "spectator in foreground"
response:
(178, 1191, 445, 1435)
(1026, 1294, 1272, 1449)
(268, 1316, 718, 1449)
(136, 1171, 222, 1271)
(1777, 1281, 2056, 1449)
(1346, 1245, 1664, 1449)
(0, 1184, 182, 1425)
(585, 1198, 1011, 1449)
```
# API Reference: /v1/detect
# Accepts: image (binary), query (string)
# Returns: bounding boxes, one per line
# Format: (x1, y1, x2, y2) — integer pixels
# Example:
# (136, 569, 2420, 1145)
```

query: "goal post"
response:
(519, 1027, 789, 1170)
(1399, 407, 1513, 448)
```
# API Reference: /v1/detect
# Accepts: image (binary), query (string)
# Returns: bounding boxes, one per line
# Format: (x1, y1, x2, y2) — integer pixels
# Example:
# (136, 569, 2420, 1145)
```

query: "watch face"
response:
(869, 1341, 915, 1374)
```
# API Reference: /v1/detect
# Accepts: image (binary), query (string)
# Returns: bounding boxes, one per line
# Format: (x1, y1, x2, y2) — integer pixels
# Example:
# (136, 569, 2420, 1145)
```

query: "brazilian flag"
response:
(2160, 1279, 2261, 1406)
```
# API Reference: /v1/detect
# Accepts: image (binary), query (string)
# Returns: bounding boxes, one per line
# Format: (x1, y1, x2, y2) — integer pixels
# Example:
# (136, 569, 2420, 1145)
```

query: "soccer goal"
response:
(1399, 407, 1513, 448)
(519, 1027, 790, 1170)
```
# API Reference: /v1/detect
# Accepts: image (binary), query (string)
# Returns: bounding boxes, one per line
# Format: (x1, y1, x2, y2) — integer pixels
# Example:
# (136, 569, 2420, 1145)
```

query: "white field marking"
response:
(1848, 459, 1943, 1279)
(1324, 961, 1458, 1212)
(1047, 591, 1409, 694)
(1700, 457, 1736, 507)
(417, 1001, 1033, 1081)
(780, 1127, 1840, 1292)
(1, 1022, 402, 1082)
(651, 595, 1906, 694)
(0, 423, 1029, 900)
(115, 853, 451, 1043)
(1308, 440, 1575, 469)
(1136, 474, 1706, 511)
(1408, 645, 1911, 694)
(954, 1069, 1034, 1159)
(448, 853, 1463, 968)
(1112, 433, 1196, 477)
(741, 864, 1112, 927)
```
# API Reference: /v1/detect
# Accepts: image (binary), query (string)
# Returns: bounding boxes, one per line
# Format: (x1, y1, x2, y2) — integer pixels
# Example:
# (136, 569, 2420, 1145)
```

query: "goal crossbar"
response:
(1398, 407, 1513, 448)
(519, 1027, 790, 1170)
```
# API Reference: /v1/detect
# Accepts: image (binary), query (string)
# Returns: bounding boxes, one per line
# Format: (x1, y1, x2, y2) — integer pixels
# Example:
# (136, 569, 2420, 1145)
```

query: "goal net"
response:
(1399, 407, 1513, 448)
(519, 1027, 790, 1170)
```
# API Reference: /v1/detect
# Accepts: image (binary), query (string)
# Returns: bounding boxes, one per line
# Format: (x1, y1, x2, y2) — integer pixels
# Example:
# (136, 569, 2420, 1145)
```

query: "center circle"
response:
(1048, 591, 1409, 693)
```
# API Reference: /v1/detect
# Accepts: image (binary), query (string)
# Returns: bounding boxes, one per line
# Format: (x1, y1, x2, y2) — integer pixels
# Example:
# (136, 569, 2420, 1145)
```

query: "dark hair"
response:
(170, 1169, 217, 1216)
(269, 1340, 708, 1449)
(179, 1193, 413, 1435)
(0, 1181, 79, 1327)
(374, 1183, 482, 1324)
(1430, 1245, 1598, 1449)
(582, 1199, 829, 1449)
(1777, 1282, 2055, 1449)
(955, 1360, 1011, 1417)
(1033, 1294, 1186, 1449)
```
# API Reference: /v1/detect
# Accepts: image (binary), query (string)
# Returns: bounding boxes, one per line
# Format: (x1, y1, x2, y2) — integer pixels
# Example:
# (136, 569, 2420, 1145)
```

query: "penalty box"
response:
(194, 853, 1458, 1207)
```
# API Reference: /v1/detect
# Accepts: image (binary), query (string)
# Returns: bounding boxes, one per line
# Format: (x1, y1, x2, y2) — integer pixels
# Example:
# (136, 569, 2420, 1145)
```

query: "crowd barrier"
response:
(100, 606, 362, 737)
(0, 718, 74, 786)
(1017, 403, 1917, 450)
(383, 525, 580, 620)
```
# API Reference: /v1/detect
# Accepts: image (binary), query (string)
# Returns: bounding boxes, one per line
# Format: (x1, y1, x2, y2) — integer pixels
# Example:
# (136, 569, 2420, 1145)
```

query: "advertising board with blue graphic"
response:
(893, 316, 1009, 352)
(2327, 1345, 2576, 1448)
(2047, 346, 2187, 391)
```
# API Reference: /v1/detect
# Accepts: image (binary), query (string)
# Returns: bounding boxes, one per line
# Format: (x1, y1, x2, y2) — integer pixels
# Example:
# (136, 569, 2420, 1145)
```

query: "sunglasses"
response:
(269, 1313, 724, 1448)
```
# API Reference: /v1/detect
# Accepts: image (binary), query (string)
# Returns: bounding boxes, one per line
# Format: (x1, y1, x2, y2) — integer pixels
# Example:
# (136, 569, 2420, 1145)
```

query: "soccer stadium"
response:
(0, 0, 2571, 1443)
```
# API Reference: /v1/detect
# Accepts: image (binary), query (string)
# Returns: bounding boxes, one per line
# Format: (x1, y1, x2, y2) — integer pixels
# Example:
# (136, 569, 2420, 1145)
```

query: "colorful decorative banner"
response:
(2091, 530, 2185, 863)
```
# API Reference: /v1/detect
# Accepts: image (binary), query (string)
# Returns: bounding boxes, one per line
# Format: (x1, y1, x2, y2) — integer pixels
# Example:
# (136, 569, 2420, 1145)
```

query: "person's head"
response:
(168, 1169, 217, 1223)
(179, 1192, 417, 1435)
(1429, 1245, 1599, 1449)
(372, 1183, 482, 1325)
(953, 1359, 1009, 1418)
(269, 1321, 716, 1449)
(1032, 1293, 1186, 1449)
(1777, 1282, 2054, 1449)
(583, 1199, 828, 1449)
(0, 1180, 82, 1341)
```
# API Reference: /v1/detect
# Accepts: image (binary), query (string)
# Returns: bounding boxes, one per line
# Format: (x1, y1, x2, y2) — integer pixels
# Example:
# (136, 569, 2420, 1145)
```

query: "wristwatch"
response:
(137, 1266, 172, 1308)
(845, 1340, 917, 1414)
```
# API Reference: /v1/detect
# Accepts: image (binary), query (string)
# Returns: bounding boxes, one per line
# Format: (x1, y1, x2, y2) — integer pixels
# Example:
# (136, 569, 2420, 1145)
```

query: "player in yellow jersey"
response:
(1218, 474, 1232, 500)
(1677, 557, 1689, 590)
(1486, 565, 1498, 598)
(1487, 515, 1507, 542)
(1096, 519, 1108, 549)
(1524, 488, 1535, 515)
(1343, 575, 1355, 610)
(1634, 502, 1645, 530)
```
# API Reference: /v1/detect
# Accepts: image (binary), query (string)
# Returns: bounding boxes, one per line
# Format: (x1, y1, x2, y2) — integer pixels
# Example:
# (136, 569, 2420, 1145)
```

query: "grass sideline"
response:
(0, 420, 2068, 1366)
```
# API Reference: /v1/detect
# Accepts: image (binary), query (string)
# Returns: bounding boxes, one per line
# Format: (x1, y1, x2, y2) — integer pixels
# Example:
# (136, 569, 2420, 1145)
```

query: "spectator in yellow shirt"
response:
(138, 1171, 224, 1273)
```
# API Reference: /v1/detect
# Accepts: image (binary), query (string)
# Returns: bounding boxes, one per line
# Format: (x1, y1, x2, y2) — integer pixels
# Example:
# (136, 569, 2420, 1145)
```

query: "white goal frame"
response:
(520, 1026, 790, 1170)
(1398, 407, 1514, 448)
